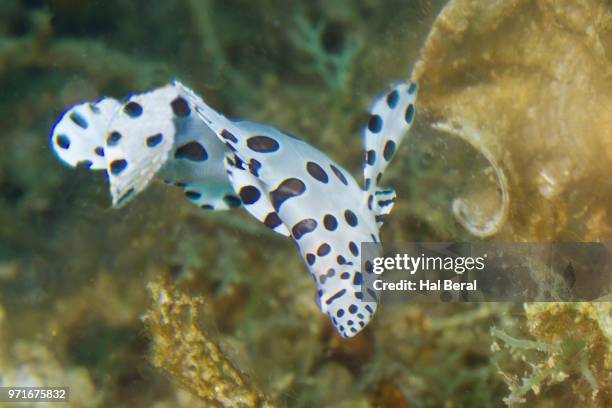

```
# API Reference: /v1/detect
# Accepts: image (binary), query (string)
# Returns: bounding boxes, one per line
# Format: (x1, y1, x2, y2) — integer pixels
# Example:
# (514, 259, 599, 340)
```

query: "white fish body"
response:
(183, 80, 417, 337)
(49, 79, 418, 338)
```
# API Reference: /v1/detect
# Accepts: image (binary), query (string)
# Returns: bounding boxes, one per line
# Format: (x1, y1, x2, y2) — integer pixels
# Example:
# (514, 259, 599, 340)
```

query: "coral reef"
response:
(493, 303, 611, 406)
(409, 0, 612, 241)
(143, 279, 277, 408)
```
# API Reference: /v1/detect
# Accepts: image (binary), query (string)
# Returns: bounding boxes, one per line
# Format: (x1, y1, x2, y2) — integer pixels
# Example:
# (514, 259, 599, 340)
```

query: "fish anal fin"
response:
(365, 187, 396, 226)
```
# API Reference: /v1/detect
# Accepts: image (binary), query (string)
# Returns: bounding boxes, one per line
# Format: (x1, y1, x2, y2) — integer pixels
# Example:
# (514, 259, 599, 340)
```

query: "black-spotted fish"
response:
(49, 80, 417, 338)
(184, 81, 417, 337)
(50, 84, 241, 210)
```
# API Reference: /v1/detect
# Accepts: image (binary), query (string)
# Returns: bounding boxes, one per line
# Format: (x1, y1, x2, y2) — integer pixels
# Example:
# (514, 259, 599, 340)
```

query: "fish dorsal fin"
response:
(362, 81, 417, 225)
(50, 98, 121, 170)
(105, 84, 186, 207)
(363, 81, 417, 188)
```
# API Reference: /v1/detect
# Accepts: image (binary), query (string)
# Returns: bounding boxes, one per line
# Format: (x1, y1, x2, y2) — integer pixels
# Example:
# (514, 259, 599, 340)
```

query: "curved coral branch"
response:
(431, 121, 509, 238)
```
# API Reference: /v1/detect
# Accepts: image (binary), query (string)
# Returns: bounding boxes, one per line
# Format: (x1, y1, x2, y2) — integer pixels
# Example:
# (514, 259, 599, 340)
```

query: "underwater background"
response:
(0, 0, 610, 407)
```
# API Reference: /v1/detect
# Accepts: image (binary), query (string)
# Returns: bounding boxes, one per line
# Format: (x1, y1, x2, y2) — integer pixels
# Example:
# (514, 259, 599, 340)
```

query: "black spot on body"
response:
(175, 142, 208, 161)
(367, 195, 373, 210)
(269, 178, 306, 211)
(378, 199, 394, 207)
(238, 185, 261, 204)
(408, 83, 417, 94)
(223, 195, 242, 208)
(386, 90, 399, 108)
(317, 243, 331, 256)
(264, 212, 282, 229)
(337, 255, 346, 265)
(94, 146, 104, 157)
(291, 218, 317, 240)
(349, 241, 359, 256)
(367, 114, 383, 133)
(336, 309, 345, 318)
(325, 289, 346, 305)
(330, 165, 348, 186)
(353, 272, 363, 285)
(344, 210, 358, 227)
(56, 134, 70, 149)
(405, 104, 415, 123)
(365, 178, 371, 190)
(221, 129, 237, 143)
(146, 133, 163, 147)
(70, 111, 88, 129)
(171, 97, 190, 117)
(249, 159, 261, 176)
(366, 150, 376, 165)
(306, 162, 329, 183)
(348, 304, 358, 314)
(340, 272, 350, 279)
(185, 191, 201, 200)
(89, 103, 100, 114)
(383, 140, 396, 161)
(247, 135, 279, 153)
(116, 188, 134, 206)
(306, 253, 315, 265)
(201, 204, 214, 210)
(107, 131, 122, 146)
(323, 214, 338, 231)
(109, 159, 127, 175)
(233, 156, 245, 169)
(123, 101, 143, 118)
(76, 160, 92, 169)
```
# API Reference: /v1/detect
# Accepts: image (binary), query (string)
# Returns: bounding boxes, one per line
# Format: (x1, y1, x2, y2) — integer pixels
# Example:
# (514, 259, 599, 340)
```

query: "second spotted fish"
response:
(50, 80, 417, 338)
